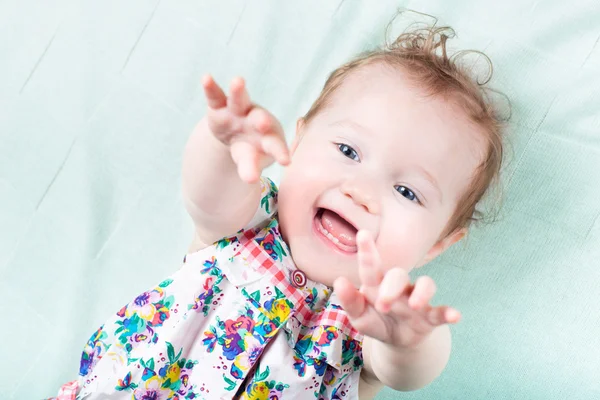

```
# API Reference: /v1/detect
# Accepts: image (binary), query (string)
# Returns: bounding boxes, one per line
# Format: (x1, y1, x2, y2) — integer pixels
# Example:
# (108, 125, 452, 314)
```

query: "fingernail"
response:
(448, 309, 461, 323)
(409, 297, 421, 309)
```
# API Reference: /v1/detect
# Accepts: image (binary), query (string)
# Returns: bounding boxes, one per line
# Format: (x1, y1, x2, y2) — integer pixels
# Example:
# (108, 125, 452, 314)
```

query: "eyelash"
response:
(336, 143, 422, 205)
(337, 143, 360, 162)
(394, 185, 421, 204)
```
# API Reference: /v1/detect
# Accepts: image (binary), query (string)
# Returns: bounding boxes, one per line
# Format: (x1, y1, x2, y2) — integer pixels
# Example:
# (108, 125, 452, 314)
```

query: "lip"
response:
(312, 208, 358, 256)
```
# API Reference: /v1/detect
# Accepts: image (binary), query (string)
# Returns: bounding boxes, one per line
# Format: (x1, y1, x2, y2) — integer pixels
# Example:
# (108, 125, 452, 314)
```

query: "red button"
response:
(291, 270, 307, 288)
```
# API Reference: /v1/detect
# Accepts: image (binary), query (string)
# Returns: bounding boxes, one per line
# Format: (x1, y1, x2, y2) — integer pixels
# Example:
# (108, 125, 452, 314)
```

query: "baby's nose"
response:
(340, 180, 381, 215)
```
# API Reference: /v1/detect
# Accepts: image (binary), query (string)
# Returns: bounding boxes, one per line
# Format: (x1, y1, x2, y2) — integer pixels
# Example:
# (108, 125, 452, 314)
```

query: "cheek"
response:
(284, 146, 340, 195)
(294, 145, 337, 176)
(279, 153, 329, 227)
(378, 206, 440, 269)
(281, 164, 321, 202)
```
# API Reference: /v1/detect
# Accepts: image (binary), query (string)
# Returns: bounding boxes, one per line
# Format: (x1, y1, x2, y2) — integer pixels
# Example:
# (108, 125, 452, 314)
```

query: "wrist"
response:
(368, 325, 452, 391)
(384, 324, 450, 357)
(197, 118, 231, 150)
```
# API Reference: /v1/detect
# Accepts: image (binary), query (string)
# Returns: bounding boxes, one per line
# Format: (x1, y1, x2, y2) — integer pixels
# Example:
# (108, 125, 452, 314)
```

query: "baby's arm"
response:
(362, 325, 452, 392)
(182, 76, 289, 247)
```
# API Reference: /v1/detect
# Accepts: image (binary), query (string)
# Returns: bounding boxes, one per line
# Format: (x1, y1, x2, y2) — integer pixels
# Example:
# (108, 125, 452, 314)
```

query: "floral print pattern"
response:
(202, 283, 296, 392)
(115, 342, 199, 399)
(115, 280, 174, 352)
(55, 177, 363, 399)
(255, 223, 287, 261)
(239, 366, 289, 400)
(189, 256, 224, 317)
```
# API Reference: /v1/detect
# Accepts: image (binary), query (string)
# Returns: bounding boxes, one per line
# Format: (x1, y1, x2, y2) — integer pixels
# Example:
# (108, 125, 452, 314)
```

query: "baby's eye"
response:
(395, 185, 420, 203)
(337, 143, 360, 162)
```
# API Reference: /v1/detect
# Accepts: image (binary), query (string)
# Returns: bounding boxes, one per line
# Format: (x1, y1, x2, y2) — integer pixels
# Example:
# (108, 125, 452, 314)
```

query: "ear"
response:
(290, 118, 305, 155)
(417, 228, 467, 268)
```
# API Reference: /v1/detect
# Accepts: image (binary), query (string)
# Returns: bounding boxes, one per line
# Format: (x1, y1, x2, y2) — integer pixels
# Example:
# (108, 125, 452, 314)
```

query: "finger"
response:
(408, 276, 437, 311)
(261, 135, 290, 166)
(357, 230, 383, 288)
(229, 77, 252, 115)
(375, 267, 410, 314)
(446, 308, 462, 324)
(246, 108, 290, 166)
(230, 142, 260, 183)
(333, 276, 367, 319)
(247, 107, 273, 134)
(247, 108, 286, 137)
(205, 108, 233, 133)
(428, 306, 461, 326)
(202, 75, 227, 109)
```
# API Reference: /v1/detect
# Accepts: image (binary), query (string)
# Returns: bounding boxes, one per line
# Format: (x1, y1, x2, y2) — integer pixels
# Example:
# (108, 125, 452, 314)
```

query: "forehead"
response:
(313, 63, 486, 202)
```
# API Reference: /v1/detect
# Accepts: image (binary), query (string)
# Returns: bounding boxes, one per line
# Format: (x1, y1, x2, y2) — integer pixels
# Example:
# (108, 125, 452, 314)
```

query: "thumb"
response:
(230, 141, 261, 183)
(333, 277, 367, 320)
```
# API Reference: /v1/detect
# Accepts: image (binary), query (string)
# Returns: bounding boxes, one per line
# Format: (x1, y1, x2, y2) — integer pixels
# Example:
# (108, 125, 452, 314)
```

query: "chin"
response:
(288, 229, 360, 288)
(292, 253, 340, 287)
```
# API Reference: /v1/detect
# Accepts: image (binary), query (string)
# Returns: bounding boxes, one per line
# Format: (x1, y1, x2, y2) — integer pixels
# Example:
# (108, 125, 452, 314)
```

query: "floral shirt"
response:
(54, 177, 364, 400)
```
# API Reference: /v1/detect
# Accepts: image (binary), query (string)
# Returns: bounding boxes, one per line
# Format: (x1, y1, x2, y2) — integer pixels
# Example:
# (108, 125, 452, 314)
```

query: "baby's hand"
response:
(334, 231, 461, 349)
(202, 75, 290, 183)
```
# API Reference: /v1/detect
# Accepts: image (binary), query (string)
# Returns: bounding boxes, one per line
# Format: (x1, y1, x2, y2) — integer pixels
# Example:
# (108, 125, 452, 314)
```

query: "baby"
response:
(53, 24, 504, 400)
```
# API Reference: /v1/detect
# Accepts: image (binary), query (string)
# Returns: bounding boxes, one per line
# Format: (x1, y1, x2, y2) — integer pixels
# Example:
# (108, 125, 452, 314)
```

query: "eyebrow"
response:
(331, 120, 372, 135)
(413, 166, 443, 203)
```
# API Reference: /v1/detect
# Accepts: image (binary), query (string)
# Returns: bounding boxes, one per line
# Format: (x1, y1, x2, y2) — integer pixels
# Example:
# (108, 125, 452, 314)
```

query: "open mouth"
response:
(314, 208, 358, 254)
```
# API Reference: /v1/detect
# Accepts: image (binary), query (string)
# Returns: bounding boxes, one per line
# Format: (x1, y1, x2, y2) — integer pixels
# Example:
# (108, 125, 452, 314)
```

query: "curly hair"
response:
(303, 22, 506, 238)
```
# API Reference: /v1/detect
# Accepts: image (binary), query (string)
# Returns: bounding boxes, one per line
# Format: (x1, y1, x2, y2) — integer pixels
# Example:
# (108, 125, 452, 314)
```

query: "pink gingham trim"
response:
(54, 380, 78, 400)
(238, 228, 362, 339)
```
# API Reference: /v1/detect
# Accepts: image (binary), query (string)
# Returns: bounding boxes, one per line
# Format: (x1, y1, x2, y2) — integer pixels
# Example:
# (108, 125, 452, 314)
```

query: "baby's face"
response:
(278, 65, 484, 287)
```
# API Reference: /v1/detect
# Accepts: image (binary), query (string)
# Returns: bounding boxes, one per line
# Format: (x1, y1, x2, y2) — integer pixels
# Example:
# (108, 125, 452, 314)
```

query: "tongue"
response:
(320, 210, 357, 246)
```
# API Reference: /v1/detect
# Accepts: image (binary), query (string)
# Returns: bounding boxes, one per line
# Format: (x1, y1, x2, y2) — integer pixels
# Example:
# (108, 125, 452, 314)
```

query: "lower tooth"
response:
(328, 232, 339, 244)
(318, 222, 342, 246)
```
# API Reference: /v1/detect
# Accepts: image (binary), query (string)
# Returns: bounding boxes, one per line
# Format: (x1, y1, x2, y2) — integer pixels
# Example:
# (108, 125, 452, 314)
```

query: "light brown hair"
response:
(303, 23, 506, 239)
